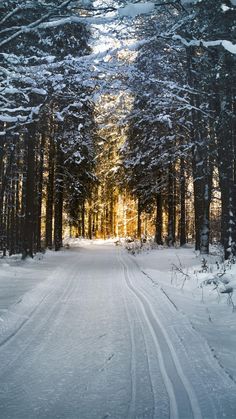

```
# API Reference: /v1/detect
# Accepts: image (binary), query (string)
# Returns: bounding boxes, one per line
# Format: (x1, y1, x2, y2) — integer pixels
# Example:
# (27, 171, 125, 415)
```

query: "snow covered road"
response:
(0, 243, 235, 419)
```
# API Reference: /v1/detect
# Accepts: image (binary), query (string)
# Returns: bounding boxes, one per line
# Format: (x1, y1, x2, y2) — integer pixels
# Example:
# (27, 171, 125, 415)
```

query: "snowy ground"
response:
(0, 241, 236, 418)
(135, 245, 236, 382)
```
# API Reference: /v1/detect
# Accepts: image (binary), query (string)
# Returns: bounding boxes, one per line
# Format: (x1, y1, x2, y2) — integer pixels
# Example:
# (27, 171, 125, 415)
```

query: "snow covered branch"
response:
(173, 34, 236, 55)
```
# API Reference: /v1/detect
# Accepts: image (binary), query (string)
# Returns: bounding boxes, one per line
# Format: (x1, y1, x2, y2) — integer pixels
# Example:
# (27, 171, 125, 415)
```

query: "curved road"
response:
(0, 243, 235, 418)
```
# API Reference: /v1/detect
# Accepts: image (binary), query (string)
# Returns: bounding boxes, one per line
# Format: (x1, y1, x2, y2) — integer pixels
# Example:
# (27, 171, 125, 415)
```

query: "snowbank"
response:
(134, 246, 236, 381)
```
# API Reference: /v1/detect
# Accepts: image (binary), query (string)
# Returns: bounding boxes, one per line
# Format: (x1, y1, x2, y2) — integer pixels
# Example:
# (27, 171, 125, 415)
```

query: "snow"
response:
(221, 40, 236, 54)
(31, 88, 47, 96)
(0, 114, 27, 122)
(81, 0, 93, 5)
(37, 15, 114, 30)
(181, 0, 202, 3)
(118, 2, 155, 18)
(0, 251, 60, 311)
(0, 242, 236, 418)
(222, 4, 231, 12)
(173, 35, 236, 55)
(135, 245, 236, 382)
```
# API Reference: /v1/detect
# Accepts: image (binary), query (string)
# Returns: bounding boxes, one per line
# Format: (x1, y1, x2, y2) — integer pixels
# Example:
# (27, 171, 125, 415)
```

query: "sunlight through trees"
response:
(0, 0, 236, 258)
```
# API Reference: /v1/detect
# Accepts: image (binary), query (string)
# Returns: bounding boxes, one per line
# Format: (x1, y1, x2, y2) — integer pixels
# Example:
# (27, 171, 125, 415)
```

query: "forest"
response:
(0, 0, 236, 259)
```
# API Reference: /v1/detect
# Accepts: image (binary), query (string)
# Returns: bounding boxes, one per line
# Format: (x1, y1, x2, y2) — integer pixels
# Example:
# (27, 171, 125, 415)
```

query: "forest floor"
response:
(0, 240, 236, 419)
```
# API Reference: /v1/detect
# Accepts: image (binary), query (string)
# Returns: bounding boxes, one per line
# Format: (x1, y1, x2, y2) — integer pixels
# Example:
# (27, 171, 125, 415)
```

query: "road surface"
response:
(0, 243, 235, 418)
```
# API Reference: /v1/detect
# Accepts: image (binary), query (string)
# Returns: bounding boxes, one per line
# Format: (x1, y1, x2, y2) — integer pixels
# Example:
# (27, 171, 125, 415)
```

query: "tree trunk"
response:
(35, 134, 45, 252)
(180, 157, 186, 246)
(214, 70, 236, 259)
(187, 47, 211, 254)
(81, 201, 85, 238)
(167, 164, 175, 246)
(54, 141, 64, 251)
(22, 126, 36, 259)
(137, 197, 142, 239)
(88, 202, 92, 240)
(155, 192, 163, 245)
(46, 137, 55, 249)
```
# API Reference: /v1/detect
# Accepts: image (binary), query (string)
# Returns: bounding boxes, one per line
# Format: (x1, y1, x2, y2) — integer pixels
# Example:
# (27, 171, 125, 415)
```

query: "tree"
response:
(0, 0, 96, 256)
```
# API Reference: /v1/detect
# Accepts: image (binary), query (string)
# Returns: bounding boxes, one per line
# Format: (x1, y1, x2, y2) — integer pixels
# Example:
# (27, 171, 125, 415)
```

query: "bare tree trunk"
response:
(0, 139, 12, 256)
(54, 140, 64, 251)
(167, 164, 175, 246)
(180, 157, 186, 246)
(88, 201, 92, 240)
(81, 201, 85, 238)
(187, 47, 211, 254)
(35, 134, 45, 252)
(155, 192, 163, 245)
(22, 126, 36, 259)
(15, 151, 20, 254)
(46, 137, 55, 249)
(137, 197, 142, 239)
(214, 66, 236, 259)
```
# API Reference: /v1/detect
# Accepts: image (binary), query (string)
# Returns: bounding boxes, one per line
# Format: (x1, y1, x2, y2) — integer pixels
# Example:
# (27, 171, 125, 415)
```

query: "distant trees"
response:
(121, 6, 190, 245)
(1, 0, 235, 259)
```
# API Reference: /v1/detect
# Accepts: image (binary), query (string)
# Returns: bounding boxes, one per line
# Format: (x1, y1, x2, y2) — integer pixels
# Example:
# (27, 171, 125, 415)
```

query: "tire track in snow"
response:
(119, 252, 203, 419)
(135, 263, 235, 417)
(0, 256, 80, 378)
(118, 253, 177, 418)
(122, 285, 137, 419)
(118, 253, 163, 419)
(131, 257, 179, 312)
(0, 285, 56, 349)
(129, 293, 160, 419)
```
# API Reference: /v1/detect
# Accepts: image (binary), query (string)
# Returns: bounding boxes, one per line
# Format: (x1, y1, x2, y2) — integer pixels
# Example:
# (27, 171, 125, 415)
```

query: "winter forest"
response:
(1, 0, 235, 259)
(1, 2, 236, 419)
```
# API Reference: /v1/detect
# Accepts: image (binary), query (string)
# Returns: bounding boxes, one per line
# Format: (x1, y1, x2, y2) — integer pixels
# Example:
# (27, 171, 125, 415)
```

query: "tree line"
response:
(0, 1, 96, 258)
